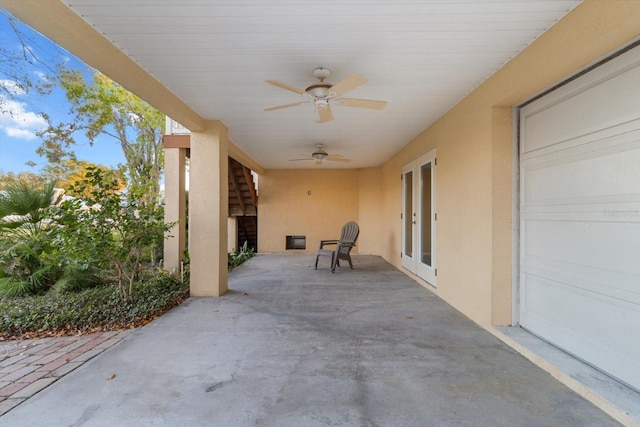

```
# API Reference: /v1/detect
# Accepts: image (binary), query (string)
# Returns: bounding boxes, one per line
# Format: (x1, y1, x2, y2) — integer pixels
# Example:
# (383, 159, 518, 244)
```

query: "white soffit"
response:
(62, 0, 582, 169)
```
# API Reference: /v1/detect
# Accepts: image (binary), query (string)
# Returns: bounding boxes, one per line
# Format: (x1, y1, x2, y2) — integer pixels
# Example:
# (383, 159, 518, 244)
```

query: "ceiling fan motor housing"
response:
(306, 83, 332, 98)
(312, 67, 331, 80)
(312, 148, 328, 160)
(307, 67, 333, 97)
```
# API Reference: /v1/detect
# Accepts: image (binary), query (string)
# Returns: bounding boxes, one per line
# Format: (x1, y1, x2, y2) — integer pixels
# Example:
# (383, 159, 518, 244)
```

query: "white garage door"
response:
(519, 44, 640, 392)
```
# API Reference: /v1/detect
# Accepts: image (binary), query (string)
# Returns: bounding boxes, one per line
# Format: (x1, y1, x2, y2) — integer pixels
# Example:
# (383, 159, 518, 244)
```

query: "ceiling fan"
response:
(290, 144, 351, 165)
(265, 67, 387, 123)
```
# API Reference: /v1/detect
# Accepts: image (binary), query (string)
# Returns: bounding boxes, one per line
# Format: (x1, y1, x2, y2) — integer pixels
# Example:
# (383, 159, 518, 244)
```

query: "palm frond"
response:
(0, 180, 58, 220)
(0, 277, 33, 297)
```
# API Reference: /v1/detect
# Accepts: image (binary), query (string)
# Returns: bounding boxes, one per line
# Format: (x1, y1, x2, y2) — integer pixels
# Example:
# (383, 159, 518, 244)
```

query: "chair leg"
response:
(315, 254, 319, 270)
(330, 252, 337, 273)
(347, 255, 353, 269)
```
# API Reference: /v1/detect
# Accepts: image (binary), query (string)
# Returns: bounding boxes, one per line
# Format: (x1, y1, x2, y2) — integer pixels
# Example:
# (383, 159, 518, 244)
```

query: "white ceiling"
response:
(61, 0, 581, 169)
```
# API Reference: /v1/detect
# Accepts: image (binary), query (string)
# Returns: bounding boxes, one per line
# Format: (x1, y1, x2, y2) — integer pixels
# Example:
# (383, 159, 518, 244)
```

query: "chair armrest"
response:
(337, 241, 356, 251)
(318, 239, 339, 250)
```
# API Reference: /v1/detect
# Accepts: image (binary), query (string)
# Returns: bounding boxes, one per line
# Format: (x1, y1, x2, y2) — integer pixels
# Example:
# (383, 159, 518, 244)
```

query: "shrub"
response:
(0, 270, 188, 340)
(228, 241, 255, 270)
(48, 167, 173, 300)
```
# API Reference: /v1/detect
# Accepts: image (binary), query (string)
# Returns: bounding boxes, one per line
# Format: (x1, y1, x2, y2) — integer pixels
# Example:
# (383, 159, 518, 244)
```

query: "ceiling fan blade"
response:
(327, 74, 367, 97)
(317, 104, 333, 123)
(266, 79, 306, 95)
(264, 101, 309, 111)
(335, 98, 387, 110)
(289, 158, 314, 162)
(326, 155, 351, 163)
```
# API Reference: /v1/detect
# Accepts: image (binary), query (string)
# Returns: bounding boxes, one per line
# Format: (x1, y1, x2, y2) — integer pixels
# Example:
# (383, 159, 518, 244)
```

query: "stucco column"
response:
(189, 121, 229, 296)
(163, 147, 187, 272)
(227, 217, 237, 253)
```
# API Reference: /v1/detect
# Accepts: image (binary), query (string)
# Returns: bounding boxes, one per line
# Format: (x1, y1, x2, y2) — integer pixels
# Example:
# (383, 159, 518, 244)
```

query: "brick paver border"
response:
(0, 331, 128, 416)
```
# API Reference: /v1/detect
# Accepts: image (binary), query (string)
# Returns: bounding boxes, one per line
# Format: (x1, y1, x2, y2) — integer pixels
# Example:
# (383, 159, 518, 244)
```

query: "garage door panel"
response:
(522, 61, 640, 154)
(522, 260, 640, 309)
(521, 272, 640, 390)
(522, 127, 640, 205)
(522, 272, 640, 344)
(523, 218, 640, 279)
(520, 44, 640, 392)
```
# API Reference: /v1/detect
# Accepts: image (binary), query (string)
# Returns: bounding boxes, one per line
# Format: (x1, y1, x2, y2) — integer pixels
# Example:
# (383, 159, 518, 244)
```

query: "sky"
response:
(0, 11, 126, 175)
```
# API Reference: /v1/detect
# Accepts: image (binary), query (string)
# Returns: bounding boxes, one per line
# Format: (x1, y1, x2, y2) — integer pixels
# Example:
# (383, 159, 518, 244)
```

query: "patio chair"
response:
(315, 221, 360, 273)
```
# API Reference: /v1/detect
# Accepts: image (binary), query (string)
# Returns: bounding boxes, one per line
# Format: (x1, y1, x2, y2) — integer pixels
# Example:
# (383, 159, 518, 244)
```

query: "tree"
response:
(0, 171, 46, 189)
(50, 167, 171, 300)
(39, 69, 165, 205)
(0, 10, 56, 109)
(1, 11, 64, 174)
(0, 160, 126, 200)
(41, 158, 126, 198)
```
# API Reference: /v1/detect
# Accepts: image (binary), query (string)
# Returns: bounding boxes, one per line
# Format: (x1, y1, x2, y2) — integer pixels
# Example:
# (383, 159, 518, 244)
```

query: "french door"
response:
(402, 150, 437, 286)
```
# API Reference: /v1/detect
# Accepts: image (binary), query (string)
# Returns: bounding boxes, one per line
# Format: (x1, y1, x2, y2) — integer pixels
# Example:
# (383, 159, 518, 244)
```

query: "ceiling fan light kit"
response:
(306, 83, 331, 98)
(289, 143, 351, 165)
(315, 98, 329, 109)
(265, 67, 387, 123)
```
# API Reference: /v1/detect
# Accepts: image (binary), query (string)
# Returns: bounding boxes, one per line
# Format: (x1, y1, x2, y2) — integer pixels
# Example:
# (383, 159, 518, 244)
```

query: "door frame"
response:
(402, 149, 437, 286)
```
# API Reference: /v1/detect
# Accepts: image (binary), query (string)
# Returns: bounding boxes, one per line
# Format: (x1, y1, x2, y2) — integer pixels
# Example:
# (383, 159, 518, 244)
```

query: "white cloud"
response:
(0, 79, 27, 96)
(0, 96, 48, 140)
(34, 71, 50, 82)
(6, 127, 38, 139)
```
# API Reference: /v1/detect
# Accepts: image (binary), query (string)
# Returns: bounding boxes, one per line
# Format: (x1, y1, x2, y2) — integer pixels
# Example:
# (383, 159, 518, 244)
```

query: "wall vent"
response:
(286, 235, 306, 250)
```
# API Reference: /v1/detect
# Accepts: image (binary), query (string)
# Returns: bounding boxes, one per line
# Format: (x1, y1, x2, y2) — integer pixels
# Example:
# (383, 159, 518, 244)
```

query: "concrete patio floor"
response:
(0, 254, 622, 426)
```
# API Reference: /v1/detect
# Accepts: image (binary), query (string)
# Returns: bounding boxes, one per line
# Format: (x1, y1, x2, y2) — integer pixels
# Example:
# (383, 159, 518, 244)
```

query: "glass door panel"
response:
(416, 152, 436, 286)
(420, 163, 432, 267)
(404, 170, 413, 258)
(402, 168, 417, 273)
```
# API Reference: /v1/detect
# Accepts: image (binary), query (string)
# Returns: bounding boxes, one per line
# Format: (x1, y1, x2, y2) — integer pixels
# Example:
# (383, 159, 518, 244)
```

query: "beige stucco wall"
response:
(369, 0, 640, 328)
(377, 102, 497, 325)
(357, 167, 383, 255)
(258, 169, 360, 253)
